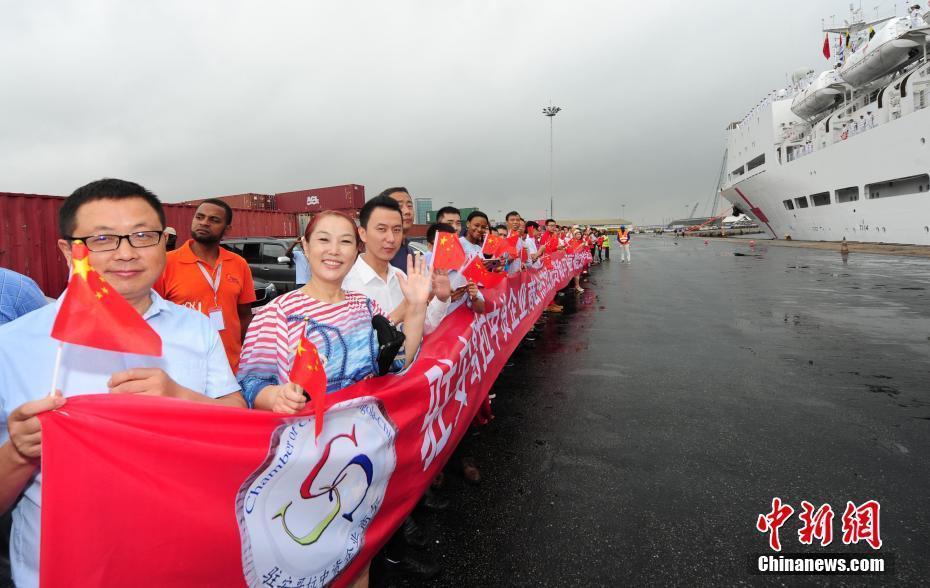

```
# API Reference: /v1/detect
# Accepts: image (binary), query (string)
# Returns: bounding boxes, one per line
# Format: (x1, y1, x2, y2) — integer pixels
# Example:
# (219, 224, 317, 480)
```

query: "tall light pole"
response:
(542, 105, 561, 218)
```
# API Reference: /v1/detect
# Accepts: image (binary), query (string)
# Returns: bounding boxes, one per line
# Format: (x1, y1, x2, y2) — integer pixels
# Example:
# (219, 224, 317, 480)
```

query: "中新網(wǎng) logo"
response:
(237, 398, 396, 587)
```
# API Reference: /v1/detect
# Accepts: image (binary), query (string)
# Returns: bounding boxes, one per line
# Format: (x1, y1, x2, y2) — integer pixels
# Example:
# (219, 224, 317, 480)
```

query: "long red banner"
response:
(37, 250, 591, 587)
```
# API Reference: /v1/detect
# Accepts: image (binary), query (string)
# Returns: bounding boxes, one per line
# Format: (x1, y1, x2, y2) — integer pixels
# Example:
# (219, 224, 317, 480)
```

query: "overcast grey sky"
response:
(0, 1, 888, 223)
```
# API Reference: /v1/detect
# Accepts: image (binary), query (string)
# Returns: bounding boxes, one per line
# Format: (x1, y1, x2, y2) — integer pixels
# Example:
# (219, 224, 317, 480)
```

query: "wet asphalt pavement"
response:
(394, 236, 930, 587)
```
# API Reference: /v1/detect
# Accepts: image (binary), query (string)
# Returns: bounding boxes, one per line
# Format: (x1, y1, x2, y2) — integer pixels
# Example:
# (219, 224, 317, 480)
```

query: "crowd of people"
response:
(0, 179, 616, 587)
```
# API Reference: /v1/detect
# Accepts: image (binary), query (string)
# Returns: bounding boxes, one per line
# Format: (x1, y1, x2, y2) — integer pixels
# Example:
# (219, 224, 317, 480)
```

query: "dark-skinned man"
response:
(155, 198, 256, 373)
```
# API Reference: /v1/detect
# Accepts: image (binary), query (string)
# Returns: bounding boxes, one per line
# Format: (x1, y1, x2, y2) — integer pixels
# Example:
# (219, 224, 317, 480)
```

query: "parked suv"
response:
(222, 237, 297, 294)
(251, 276, 277, 309)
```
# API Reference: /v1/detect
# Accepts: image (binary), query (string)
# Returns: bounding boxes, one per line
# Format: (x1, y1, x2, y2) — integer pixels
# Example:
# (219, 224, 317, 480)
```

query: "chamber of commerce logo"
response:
(237, 399, 396, 587)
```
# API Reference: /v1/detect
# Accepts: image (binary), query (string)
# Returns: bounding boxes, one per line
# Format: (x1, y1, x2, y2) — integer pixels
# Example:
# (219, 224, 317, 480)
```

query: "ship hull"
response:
(721, 106, 930, 245)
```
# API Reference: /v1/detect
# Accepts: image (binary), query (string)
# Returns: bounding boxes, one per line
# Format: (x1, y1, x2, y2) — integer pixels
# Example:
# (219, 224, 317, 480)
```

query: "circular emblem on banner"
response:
(237, 398, 396, 587)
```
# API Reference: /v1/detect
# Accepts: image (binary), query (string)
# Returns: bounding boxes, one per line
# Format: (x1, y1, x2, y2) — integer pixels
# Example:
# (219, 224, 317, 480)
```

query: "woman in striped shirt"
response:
(237, 210, 432, 413)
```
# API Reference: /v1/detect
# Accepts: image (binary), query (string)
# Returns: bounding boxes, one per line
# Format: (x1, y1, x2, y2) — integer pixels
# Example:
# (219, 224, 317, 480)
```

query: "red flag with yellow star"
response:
(431, 230, 467, 272)
(496, 234, 520, 258)
(50, 241, 162, 356)
(545, 233, 560, 254)
(481, 233, 502, 257)
(537, 230, 550, 249)
(461, 256, 505, 288)
(289, 333, 328, 437)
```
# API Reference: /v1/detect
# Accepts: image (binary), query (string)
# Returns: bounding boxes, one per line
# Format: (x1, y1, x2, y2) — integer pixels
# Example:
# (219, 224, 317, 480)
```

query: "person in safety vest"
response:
(617, 225, 632, 262)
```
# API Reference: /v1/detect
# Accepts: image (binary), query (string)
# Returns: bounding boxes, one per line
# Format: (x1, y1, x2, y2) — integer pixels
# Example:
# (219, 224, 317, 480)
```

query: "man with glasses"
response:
(155, 199, 256, 373)
(0, 179, 245, 588)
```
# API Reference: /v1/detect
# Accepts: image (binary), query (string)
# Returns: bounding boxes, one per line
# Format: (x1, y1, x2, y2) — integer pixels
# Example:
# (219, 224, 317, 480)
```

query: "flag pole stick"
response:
(49, 341, 63, 397)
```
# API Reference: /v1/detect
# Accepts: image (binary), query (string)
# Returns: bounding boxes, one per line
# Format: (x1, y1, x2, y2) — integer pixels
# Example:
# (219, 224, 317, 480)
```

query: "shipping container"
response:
(180, 193, 275, 210)
(274, 184, 365, 213)
(0, 193, 71, 300)
(295, 209, 361, 237)
(406, 224, 429, 239)
(164, 204, 298, 243)
(0, 192, 298, 297)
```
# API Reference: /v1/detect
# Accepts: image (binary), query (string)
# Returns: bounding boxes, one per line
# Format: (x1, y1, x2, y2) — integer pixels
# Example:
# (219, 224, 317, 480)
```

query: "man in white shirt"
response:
(434, 206, 462, 236)
(289, 237, 311, 287)
(425, 223, 484, 315)
(503, 211, 525, 274)
(524, 221, 543, 269)
(342, 195, 450, 333)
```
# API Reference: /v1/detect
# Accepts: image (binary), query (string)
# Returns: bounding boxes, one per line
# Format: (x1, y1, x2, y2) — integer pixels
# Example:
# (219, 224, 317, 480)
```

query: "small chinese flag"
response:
(432, 230, 467, 271)
(51, 241, 162, 356)
(289, 333, 328, 438)
(482, 233, 502, 257)
(822, 34, 830, 59)
(541, 255, 553, 269)
(565, 240, 579, 254)
(545, 235, 560, 253)
(527, 225, 537, 238)
(520, 246, 528, 263)
(461, 256, 505, 288)
(496, 234, 520, 258)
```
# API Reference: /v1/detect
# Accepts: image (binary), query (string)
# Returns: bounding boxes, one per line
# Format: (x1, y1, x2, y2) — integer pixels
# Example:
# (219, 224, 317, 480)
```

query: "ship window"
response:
(836, 187, 859, 203)
(794, 197, 809, 209)
(783, 199, 795, 210)
(866, 174, 930, 199)
(731, 166, 745, 177)
(746, 154, 766, 171)
(810, 192, 831, 206)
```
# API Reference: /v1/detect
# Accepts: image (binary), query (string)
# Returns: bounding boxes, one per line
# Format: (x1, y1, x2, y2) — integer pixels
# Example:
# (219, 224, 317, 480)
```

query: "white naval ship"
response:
(719, 5, 930, 244)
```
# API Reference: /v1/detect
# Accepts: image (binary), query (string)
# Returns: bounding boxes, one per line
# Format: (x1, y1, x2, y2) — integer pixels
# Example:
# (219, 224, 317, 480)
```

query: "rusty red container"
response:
(0, 193, 298, 297)
(0, 193, 71, 300)
(181, 193, 275, 210)
(274, 184, 365, 213)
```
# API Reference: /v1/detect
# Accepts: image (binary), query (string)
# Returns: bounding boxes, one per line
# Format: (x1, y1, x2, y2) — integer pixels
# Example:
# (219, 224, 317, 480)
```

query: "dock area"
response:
(404, 236, 930, 586)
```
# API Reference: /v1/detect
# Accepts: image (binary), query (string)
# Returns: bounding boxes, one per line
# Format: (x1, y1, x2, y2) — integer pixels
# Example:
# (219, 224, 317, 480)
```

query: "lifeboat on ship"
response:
(838, 17, 928, 87)
(790, 70, 845, 119)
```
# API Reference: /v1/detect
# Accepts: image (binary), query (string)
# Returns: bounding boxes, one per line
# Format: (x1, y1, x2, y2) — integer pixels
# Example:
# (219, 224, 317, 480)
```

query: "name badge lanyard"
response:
(197, 262, 226, 331)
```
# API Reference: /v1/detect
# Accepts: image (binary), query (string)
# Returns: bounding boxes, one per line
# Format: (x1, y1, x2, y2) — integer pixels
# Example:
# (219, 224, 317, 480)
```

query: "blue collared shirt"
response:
(292, 247, 311, 285)
(0, 269, 47, 326)
(389, 239, 411, 272)
(0, 291, 239, 588)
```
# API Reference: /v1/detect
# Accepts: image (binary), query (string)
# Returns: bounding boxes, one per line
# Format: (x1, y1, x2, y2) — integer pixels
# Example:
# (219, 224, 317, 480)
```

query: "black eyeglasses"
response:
(69, 231, 164, 252)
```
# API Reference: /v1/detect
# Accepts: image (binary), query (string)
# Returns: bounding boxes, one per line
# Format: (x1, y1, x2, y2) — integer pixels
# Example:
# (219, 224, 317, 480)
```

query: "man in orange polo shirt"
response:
(155, 199, 256, 372)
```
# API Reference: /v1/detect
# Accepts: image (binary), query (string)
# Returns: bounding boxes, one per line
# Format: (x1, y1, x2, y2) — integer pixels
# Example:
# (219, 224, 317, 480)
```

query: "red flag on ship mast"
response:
(822, 34, 831, 59)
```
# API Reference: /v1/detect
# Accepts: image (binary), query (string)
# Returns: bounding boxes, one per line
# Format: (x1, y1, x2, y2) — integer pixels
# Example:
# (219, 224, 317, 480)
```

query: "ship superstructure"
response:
(719, 5, 930, 244)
